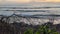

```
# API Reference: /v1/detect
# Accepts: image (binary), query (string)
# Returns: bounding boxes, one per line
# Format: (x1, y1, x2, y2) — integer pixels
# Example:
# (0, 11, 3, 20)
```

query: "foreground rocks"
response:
(0, 20, 60, 34)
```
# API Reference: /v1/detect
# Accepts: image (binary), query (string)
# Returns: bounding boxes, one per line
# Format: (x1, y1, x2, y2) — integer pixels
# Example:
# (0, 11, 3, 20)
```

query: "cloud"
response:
(0, 0, 60, 4)
(0, 0, 32, 3)
(0, 0, 60, 7)
(0, 0, 60, 3)
(9, 0, 60, 2)
(32, 0, 60, 2)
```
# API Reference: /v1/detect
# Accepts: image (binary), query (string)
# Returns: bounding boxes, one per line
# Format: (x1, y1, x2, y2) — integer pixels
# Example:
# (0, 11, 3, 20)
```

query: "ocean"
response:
(0, 6, 60, 25)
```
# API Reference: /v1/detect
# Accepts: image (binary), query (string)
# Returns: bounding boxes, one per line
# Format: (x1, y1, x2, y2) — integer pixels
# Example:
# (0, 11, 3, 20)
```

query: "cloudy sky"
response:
(0, 0, 60, 7)
(0, 0, 60, 3)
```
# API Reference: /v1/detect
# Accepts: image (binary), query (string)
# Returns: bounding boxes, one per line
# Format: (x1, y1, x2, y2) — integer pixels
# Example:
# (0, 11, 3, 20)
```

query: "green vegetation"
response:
(24, 28, 33, 34)
(24, 23, 59, 34)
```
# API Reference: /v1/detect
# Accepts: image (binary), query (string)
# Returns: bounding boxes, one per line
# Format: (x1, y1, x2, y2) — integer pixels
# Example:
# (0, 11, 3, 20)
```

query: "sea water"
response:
(0, 6, 60, 25)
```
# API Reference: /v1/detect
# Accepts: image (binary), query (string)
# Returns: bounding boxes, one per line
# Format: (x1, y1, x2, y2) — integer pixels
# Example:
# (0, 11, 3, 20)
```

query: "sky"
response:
(0, 0, 60, 7)
(0, 0, 60, 3)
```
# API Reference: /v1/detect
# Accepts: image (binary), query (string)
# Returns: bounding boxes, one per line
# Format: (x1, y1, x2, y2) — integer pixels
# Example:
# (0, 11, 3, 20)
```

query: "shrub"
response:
(24, 28, 33, 34)
(24, 23, 59, 34)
